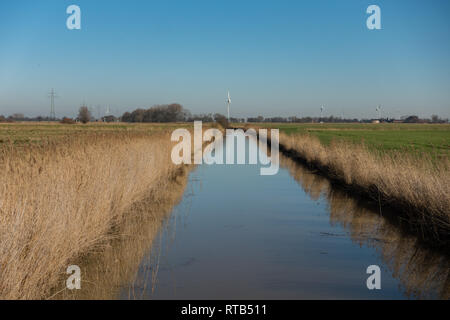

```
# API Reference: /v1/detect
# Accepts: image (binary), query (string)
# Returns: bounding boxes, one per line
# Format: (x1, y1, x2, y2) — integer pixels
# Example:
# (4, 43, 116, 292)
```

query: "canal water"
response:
(118, 133, 449, 300)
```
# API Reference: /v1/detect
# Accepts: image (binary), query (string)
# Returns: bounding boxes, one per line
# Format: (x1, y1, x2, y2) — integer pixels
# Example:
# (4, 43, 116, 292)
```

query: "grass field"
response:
(257, 123, 450, 156)
(0, 122, 196, 145)
(3, 122, 449, 156)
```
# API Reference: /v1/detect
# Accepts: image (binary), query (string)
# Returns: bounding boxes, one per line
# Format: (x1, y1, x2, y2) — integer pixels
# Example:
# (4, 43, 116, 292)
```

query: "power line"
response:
(48, 88, 58, 120)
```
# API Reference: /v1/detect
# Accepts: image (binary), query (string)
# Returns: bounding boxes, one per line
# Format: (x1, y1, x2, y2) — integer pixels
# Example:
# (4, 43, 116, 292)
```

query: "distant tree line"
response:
(1, 108, 448, 125)
(246, 116, 362, 123)
(120, 104, 235, 127)
(0, 113, 58, 122)
(246, 115, 449, 124)
(121, 104, 189, 123)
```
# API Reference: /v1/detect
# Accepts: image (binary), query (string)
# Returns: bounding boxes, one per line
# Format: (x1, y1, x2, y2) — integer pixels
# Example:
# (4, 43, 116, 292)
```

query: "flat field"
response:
(254, 123, 450, 156)
(0, 122, 196, 145)
(2, 122, 449, 156)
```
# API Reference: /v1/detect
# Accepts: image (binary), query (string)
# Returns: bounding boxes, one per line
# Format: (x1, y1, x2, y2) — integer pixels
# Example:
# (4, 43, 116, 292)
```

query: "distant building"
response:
(102, 115, 117, 123)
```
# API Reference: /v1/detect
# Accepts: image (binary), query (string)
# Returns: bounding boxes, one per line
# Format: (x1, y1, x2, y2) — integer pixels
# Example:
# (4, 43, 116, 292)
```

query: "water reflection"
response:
(53, 166, 193, 300)
(280, 155, 449, 300)
(53, 133, 449, 300)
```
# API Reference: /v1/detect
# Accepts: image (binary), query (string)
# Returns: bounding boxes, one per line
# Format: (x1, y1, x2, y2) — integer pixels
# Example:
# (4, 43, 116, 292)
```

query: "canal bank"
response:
(256, 130, 450, 246)
(120, 132, 449, 299)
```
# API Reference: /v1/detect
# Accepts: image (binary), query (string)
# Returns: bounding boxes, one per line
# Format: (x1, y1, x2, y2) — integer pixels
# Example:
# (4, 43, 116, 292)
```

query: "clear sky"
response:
(0, 0, 449, 119)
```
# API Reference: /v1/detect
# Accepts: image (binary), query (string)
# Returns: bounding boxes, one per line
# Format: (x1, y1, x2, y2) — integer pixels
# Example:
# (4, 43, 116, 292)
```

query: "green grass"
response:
(3, 122, 449, 157)
(252, 123, 450, 156)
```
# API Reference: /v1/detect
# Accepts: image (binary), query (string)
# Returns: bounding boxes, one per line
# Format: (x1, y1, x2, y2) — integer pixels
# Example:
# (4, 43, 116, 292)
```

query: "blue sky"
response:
(0, 0, 449, 119)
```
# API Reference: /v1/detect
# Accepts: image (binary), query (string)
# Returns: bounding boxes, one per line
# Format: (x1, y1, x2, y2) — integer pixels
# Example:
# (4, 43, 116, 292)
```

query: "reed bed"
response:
(52, 165, 192, 300)
(281, 155, 449, 299)
(277, 132, 450, 244)
(0, 130, 181, 299)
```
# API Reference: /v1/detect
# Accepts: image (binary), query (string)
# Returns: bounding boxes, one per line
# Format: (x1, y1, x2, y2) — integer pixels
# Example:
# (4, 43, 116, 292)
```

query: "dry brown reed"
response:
(277, 132, 450, 243)
(281, 155, 450, 299)
(0, 130, 182, 299)
(50, 165, 192, 300)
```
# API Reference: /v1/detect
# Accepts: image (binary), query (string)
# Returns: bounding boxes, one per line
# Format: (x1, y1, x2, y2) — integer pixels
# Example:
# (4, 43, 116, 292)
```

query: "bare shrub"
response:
(215, 114, 229, 129)
(78, 107, 91, 124)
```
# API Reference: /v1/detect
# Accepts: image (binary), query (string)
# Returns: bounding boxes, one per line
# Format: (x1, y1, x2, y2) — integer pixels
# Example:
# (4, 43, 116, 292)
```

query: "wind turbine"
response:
(376, 105, 381, 119)
(102, 105, 110, 122)
(226, 90, 231, 120)
(320, 105, 324, 122)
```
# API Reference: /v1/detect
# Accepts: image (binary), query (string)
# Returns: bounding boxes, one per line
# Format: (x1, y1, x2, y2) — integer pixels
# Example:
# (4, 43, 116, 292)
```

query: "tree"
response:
(121, 112, 132, 122)
(404, 115, 419, 123)
(431, 115, 440, 123)
(78, 106, 91, 124)
(214, 113, 229, 128)
(131, 108, 146, 122)
(121, 104, 189, 123)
